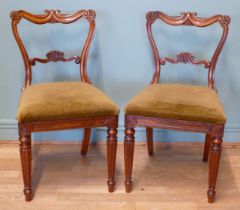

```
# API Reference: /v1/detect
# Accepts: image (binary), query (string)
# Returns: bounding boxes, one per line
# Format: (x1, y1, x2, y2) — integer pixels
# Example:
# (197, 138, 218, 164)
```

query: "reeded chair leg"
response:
(124, 127, 135, 193)
(19, 132, 32, 201)
(207, 137, 222, 203)
(81, 128, 91, 155)
(106, 127, 118, 192)
(203, 133, 212, 162)
(146, 127, 154, 156)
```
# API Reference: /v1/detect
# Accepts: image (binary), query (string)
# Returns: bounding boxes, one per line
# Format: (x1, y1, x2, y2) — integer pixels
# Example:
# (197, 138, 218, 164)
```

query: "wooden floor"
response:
(0, 142, 240, 210)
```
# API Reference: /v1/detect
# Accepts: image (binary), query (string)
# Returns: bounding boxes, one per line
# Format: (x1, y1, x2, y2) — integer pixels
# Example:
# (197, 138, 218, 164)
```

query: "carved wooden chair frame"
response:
(124, 11, 230, 203)
(11, 9, 118, 201)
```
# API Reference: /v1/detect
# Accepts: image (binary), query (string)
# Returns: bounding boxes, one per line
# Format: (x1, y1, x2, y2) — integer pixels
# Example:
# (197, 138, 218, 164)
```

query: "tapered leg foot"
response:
(107, 179, 115, 193)
(24, 188, 33, 201)
(107, 127, 118, 192)
(208, 136, 223, 203)
(146, 127, 153, 156)
(125, 177, 132, 193)
(207, 189, 216, 203)
(203, 133, 211, 162)
(19, 126, 32, 202)
(124, 127, 135, 193)
(81, 128, 91, 155)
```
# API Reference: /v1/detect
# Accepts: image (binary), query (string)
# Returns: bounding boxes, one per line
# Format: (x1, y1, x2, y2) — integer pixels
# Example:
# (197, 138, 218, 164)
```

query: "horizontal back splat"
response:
(30, 50, 81, 65)
(160, 52, 210, 68)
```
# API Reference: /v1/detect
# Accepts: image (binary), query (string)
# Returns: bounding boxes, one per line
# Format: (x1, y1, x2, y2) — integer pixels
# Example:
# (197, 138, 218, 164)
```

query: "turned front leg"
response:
(124, 127, 135, 193)
(19, 133, 32, 201)
(208, 137, 222, 203)
(106, 127, 118, 192)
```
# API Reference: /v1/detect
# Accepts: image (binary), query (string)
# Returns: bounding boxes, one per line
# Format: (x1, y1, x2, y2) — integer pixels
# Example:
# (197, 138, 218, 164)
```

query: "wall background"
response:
(0, 0, 240, 142)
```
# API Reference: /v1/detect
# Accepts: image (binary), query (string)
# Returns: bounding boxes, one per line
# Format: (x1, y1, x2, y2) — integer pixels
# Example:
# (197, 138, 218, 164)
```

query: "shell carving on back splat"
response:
(46, 51, 64, 62)
(177, 52, 194, 64)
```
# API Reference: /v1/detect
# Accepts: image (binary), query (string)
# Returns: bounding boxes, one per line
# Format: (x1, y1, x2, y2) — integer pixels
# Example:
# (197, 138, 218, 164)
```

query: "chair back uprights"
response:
(146, 11, 230, 90)
(11, 10, 96, 89)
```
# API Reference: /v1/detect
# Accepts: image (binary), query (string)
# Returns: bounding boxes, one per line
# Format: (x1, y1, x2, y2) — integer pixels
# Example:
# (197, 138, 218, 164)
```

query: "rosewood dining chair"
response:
(124, 11, 230, 203)
(10, 9, 119, 201)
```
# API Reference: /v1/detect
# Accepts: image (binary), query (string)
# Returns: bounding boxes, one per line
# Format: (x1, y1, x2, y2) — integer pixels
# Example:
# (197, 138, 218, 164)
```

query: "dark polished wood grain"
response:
(203, 133, 212, 162)
(208, 136, 223, 203)
(124, 11, 230, 203)
(11, 9, 118, 201)
(146, 127, 153, 156)
(19, 128, 32, 201)
(107, 126, 118, 192)
(124, 127, 135, 193)
(81, 128, 91, 155)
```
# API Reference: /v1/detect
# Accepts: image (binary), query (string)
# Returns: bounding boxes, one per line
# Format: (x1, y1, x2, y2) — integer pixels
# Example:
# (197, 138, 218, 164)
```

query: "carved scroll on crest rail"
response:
(146, 11, 230, 27)
(10, 9, 96, 24)
(30, 50, 81, 65)
(160, 52, 210, 68)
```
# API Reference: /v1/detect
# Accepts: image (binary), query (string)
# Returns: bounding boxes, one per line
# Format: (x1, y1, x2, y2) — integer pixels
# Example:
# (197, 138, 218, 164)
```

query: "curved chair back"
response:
(11, 9, 96, 89)
(146, 11, 230, 90)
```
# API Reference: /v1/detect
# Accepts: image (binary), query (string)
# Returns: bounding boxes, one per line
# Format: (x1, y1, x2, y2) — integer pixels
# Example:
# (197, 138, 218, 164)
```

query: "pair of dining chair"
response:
(10, 9, 230, 203)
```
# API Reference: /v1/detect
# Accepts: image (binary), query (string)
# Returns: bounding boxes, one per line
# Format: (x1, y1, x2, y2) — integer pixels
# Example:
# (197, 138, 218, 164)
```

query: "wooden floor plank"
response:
(0, 142, 239, 209)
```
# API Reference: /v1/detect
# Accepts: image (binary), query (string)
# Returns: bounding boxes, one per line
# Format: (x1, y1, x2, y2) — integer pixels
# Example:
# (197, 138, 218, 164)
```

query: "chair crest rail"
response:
(10, 9, 96, 24)
(146, 11, 230, 27)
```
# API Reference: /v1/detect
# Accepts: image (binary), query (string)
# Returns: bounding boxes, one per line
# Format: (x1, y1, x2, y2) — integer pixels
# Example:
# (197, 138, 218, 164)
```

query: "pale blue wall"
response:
(0, 0, 240, 142)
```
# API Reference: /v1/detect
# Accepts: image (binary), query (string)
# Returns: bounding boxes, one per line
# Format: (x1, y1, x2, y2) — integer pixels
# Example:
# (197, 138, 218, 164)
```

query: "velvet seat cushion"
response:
(125, 84, 226, 124)
(17, 82, 119, 123)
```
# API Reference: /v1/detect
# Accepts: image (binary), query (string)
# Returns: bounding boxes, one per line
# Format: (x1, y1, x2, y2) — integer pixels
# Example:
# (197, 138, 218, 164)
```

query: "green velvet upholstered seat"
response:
(17, 82, 119, 123)
(125, 84, 226, 124)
